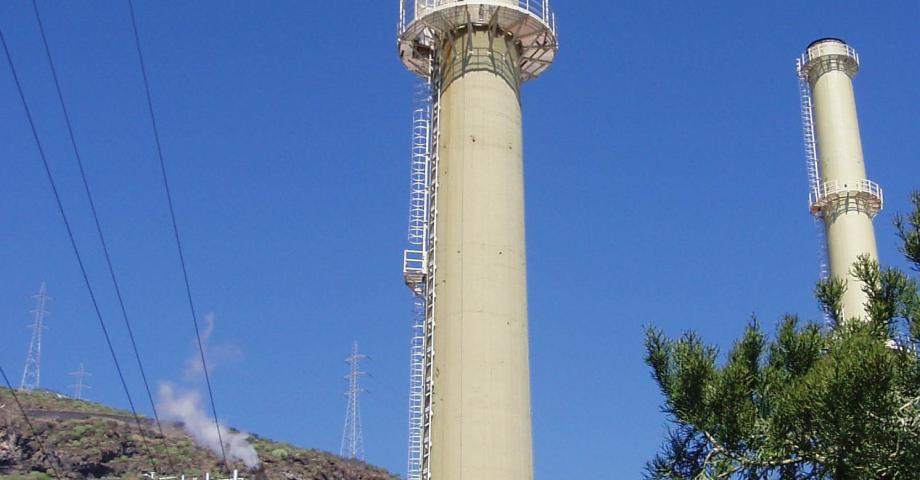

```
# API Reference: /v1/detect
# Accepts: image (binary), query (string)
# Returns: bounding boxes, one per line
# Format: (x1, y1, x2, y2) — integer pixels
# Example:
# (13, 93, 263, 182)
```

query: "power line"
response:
(124, 0, 227, 466)
(1, 365, 64, 479)
(28, 0, 176, 471)
(20, 282, 49, 392)
(0, 24, 160, 475)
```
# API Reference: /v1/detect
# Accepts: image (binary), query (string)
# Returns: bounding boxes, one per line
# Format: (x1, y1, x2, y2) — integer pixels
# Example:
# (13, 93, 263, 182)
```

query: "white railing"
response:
(809, 178, 883, 214)
(401, 0, 556, 34)
(147, 471, 244, 480)
(798, 43, 859, 80)
(801, 44, 859, 68)
(404, 249, 427, 291)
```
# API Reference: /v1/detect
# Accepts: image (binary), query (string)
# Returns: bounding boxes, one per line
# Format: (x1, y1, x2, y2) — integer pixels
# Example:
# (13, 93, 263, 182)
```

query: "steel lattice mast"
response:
(341, 341, 367, 460)
(20, 282, 50, 392)
(69, 363, 92, 400)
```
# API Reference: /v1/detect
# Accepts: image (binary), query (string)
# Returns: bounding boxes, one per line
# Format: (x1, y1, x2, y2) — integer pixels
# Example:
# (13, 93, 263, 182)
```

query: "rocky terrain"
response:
(0, 388, 399, 480)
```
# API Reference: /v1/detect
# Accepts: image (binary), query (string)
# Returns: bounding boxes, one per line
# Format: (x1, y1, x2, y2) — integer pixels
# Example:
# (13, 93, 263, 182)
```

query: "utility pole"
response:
(20, 282, 50, 392)
(341, 341, 367, 460)
(69, 363, 91, 400)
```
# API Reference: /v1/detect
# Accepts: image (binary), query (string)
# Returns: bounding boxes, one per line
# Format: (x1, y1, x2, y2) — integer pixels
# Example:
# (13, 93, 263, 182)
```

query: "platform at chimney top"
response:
(798, 38, 860, 81)
(398, 0, 558, 82)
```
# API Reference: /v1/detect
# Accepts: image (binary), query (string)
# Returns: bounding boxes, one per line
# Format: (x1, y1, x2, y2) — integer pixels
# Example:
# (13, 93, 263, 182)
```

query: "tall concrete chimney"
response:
(398, 2, 558, 479)
(798, 38, 883, 320)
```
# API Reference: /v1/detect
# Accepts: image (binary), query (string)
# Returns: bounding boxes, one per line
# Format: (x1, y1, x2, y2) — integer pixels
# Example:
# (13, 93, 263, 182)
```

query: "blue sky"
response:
(1, 1, 918, 478)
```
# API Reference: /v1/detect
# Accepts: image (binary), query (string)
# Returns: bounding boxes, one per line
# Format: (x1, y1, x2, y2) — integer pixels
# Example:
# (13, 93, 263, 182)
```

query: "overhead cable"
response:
(28, 0, 176, 471)
(0, 365, 64, 479)
(123, 0, 228, 465)
(0, 24, 159, 475)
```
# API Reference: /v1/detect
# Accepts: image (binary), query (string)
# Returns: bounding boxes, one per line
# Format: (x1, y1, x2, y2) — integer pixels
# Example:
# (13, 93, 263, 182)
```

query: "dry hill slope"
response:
(0, 388, 399, 480)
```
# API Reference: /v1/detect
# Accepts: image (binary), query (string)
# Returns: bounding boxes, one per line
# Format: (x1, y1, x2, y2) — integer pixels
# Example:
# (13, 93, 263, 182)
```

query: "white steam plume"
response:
(158, 383, 260, 468)
(184, 313, 241, 379)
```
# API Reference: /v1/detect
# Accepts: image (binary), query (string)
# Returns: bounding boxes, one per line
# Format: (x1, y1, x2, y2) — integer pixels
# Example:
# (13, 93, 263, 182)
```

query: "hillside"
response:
(0, 388, 399, 480)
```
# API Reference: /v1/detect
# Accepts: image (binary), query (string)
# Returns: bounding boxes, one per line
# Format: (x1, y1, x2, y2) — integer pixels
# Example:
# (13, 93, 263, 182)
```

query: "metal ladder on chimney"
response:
(404, 49, 441, 480)
(798, 65, 821, 210)
(798, 59, 833, 327)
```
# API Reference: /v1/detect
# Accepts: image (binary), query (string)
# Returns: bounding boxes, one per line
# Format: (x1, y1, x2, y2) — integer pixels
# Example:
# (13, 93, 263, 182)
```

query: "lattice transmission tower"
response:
(69, 363, 92, 400)
(20, 282, 50, 392)
(340, 341, 367, 460)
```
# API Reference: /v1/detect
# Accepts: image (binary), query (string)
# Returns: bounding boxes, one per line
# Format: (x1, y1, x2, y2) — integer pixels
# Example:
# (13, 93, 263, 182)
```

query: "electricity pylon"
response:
(69, 363, 91, 400)
(341, 341, 367, 460)
(20, 283, 50, 392)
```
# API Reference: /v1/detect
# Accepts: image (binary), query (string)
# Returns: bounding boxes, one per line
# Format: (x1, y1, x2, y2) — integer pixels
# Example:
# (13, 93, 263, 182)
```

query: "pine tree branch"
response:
(696, 428, 823, 479)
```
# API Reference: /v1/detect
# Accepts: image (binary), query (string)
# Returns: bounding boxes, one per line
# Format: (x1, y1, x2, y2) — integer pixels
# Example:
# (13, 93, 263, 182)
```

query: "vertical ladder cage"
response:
(404, 72, 430, 480)
(421, 53, 442, 480)
(402, 48, 441, 480)
(798, 58, 834, 329)
(797, 59, 830, 283)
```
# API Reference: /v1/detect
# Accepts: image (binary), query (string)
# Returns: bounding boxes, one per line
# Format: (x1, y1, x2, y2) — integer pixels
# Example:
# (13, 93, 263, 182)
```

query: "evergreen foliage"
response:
(645, 194, 920, 479)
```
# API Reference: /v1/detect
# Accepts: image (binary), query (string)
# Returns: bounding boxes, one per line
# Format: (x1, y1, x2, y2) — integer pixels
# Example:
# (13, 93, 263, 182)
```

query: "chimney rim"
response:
(807, 37, 847, 49)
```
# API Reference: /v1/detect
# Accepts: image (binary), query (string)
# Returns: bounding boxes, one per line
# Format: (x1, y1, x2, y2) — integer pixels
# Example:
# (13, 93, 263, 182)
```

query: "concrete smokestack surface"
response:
(398, 2, 557, 479)
(432, 29, 531, 480)
(800, 38, 883, 320)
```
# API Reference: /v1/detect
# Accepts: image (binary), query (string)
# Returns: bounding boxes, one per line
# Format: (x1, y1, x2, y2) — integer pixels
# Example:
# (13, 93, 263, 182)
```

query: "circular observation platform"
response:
(797, 38, 860, 81)
(398, 1, 558, 82)
(809, 178, 883, 218)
